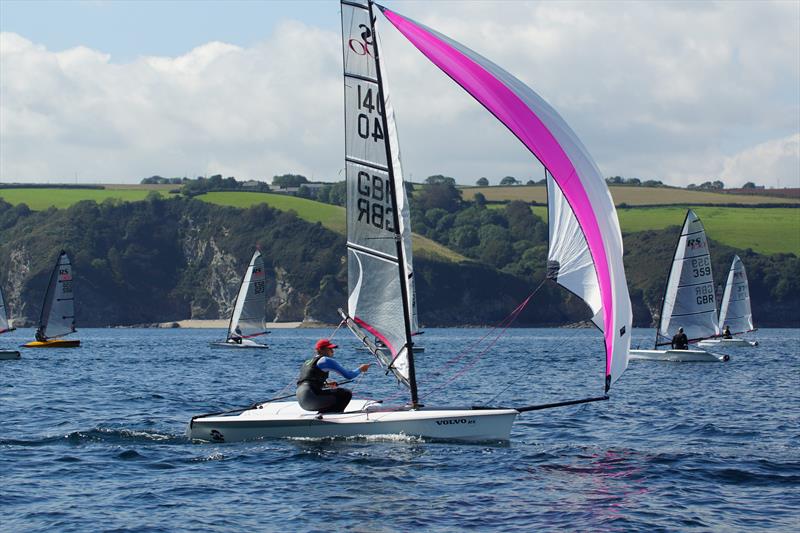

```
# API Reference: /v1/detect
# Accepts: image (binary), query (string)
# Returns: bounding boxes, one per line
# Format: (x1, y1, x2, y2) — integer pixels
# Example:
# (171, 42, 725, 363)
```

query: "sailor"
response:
(722, 325, 732, 339)
(671, 327, 689, 350)
(35, 326, 46, 342)
(230, 325, 243, 344)
(296, 339, 370, 414)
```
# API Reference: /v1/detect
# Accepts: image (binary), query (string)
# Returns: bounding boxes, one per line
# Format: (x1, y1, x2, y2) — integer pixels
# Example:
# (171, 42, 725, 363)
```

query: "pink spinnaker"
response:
(378, 5, 632, 388)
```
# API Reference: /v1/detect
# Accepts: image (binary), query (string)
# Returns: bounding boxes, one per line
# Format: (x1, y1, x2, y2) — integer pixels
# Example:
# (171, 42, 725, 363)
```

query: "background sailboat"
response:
(0, 282, 20, 359)
(630, 210, 728, 362)
(210, 249, 269, 349)
(698, 255, 757, 348)
(22, 250, 80, 348)
(189, 0, 632, 443)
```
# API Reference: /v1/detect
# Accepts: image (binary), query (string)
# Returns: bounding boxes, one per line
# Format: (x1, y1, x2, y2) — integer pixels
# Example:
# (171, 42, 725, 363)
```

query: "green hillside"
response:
(196, 191, 466, 262)
(0, 187, 171, 210)
(464, 184, 800, 206)
(3, 186, 797, 255)
(517, 205, 799, 256)
(199, 191, 346, 232)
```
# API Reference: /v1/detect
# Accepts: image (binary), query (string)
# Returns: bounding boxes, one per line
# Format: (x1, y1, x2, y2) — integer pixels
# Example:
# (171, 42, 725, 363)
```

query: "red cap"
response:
(316, 339, 338, 351)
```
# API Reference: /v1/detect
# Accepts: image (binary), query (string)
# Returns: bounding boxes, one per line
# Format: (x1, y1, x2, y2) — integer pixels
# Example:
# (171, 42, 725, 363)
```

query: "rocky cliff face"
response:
(179, 217, 316, 323)
(4, 245, 33, 326)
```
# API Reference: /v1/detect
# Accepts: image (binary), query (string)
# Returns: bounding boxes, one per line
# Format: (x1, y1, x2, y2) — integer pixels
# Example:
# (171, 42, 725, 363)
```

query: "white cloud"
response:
(1, 22, 343, 183)
(0, 1, 798, 187)
(721, 133, 800, 188)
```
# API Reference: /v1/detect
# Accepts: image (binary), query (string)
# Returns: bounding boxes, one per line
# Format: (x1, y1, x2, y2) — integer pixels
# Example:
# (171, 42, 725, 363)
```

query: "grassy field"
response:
(461, 185, 800, 206)
(512, 205, 799, 255)
(199, 191, 347, 233)
(197, 192, 466, 262)
(0, 188, 170, 210)
(3, 187, 795, 255)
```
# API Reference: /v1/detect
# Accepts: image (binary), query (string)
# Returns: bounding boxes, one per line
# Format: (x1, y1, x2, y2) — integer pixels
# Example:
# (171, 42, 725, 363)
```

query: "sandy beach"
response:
(158, 320, 319, 329)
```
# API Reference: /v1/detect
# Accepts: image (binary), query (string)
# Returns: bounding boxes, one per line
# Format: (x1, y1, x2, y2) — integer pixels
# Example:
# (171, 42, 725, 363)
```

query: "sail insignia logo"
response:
(686, 237, 705, 250)
(349, 23, 374, 56)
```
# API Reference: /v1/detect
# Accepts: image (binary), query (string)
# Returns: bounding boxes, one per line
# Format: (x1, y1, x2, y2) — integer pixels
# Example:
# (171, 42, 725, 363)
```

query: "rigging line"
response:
(480, 318, 596, 406)
(419, 283, 543, 401)
(422, 293, 532, 397)
(329, 318, 346, 341)
(347, 371, 367, 394)
(427, 279, 547, 379)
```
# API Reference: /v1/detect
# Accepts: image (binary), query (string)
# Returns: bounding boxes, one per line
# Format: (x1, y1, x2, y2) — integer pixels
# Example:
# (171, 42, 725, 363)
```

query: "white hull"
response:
(209, 339, 268, 349)
(0, 350, 20, 360)
(188, 400, 518, 443)
(629, 348, 729, 362)
(696, 338, 757, 348)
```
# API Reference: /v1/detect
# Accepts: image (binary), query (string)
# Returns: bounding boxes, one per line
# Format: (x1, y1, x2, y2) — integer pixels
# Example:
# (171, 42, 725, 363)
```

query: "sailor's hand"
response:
(327, 381, 338, 388)
(359, 363, 371, 373)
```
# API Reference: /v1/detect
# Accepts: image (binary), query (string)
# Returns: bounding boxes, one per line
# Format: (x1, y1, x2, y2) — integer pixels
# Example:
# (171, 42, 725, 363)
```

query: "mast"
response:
(367, 0, 419, 406)
(38, 250, 62, 331)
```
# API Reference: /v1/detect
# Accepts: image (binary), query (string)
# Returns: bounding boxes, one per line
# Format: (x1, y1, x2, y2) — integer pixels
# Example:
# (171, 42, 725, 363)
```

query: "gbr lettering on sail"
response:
(352, 25, 394, 233)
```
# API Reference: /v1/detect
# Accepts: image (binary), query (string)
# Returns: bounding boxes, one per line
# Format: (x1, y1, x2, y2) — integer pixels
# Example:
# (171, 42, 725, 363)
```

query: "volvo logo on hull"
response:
(436, 418, 476, 426)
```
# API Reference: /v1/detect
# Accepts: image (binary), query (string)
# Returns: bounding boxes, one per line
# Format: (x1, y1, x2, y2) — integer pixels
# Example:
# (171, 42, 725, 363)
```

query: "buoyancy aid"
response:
(297, 354, 329, 390)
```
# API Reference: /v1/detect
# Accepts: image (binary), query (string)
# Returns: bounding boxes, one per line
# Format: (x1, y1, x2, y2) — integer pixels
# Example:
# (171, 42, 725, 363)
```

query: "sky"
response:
(0, 0, 798, 188)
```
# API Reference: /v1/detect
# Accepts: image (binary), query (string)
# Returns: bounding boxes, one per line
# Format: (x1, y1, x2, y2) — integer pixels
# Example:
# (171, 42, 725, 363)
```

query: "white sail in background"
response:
(0, 284, 12, 333)
(718, 255, 754, 335)
(341, 0, 415, 387)
(658, 210, 719, 343)
(41, 250, 76, 339)
(228, 250, 267, 340)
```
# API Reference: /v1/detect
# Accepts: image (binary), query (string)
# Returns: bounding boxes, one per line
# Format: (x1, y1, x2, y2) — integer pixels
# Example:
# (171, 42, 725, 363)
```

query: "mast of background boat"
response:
(38, 251, 62, 336)
(367, 0, 419, 407)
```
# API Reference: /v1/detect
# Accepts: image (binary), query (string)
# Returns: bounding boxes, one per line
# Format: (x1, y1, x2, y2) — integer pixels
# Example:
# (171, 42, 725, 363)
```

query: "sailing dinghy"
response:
(189, 0, 632, 443)
(22, 250, 80, 348)
(210, 249, 269, 349)
(629, 211, 727, 362)
(0, 282, 20, 359)
(697, 255, 757, 348)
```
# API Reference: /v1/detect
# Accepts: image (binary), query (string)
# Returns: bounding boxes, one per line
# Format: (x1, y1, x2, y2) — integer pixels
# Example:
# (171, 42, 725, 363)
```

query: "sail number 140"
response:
(357, 84, 385, 143)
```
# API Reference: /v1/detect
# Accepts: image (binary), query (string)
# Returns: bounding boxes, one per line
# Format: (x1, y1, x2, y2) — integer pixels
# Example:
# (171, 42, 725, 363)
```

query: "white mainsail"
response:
(718, 255, 754, 335)
(657, 210, 719, 344)
(227, 250, 267, 340)
(0, 284, 13, 334)
(341, 0, 417, 390)
(41, 250, 76, 339)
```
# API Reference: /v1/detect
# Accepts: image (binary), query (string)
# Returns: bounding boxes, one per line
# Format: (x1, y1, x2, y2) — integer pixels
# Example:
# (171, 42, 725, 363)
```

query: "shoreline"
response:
(153, 319, 321, 329)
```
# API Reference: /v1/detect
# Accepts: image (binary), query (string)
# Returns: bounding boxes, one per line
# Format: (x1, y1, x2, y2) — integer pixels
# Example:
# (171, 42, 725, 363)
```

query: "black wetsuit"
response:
(722, 329, 732, 339)
(671, 332, 689, 350)
(296, 355, 353, 413)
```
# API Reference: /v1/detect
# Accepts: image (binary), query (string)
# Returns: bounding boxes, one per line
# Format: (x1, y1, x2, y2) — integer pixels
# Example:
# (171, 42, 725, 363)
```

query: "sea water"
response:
(1, 327, 798, 531)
